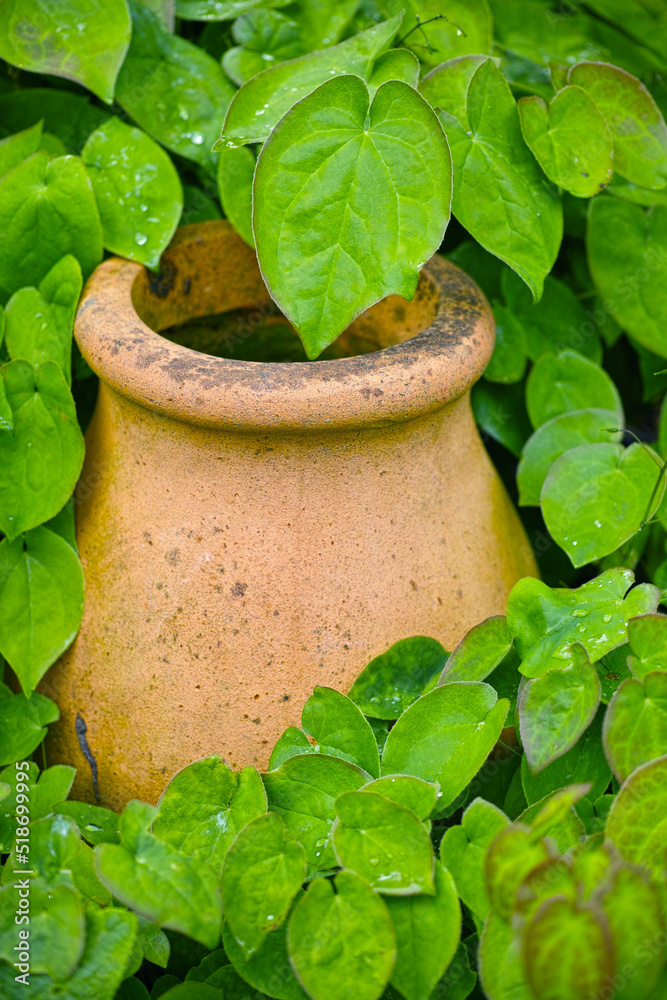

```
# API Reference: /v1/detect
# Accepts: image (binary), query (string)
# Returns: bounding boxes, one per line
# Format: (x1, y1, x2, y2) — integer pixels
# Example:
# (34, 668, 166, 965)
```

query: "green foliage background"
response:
(1, 1, 667, 999)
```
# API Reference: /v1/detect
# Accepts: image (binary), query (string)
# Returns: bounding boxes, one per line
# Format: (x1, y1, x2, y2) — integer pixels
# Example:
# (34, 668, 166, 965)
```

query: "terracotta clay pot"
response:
(44, 221, 537, 809)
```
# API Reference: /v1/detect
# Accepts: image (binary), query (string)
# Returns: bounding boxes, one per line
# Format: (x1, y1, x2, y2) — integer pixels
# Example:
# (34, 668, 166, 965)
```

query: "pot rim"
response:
(75, 220, 494, 433)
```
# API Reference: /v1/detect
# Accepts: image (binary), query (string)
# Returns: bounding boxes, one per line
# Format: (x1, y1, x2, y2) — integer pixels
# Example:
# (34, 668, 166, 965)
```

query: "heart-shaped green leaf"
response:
(439, 617, 512, 684)
(0, 0, 131, 104)
(288, 872, 396, 1000)
(302, 686, 380, 778)
(587, 198, 667, 358)
(507, 569, 660, 678)
(436, 59, 562, 301)
(0, 121, 43, 180)
(520, 645, 601, 773)
(221, 812, 306, 958)
(518, 408, 622, 506)
(542, 442, 665, 567)
(518, 85, 613, 198)
(525, 351, 622, 430)
(520, 710, 610, 806)
(362, 776, 438, 821)
(627, 613, 667, 677)
(332, 790, 435, 895)
(523, 897, 612, 1000)
(603, 672, 667, 781)
(606, 754, 667, 879)
(484, 303, 528, 384)
(222, 909, 309, 1000)
(439, 797, 509, 923)
(0, 687, 59, 766)
(381, 683, 509, 809)
(568, 61, 667, 189)
(253, 75, 451, 358)
(82, 117, 183, 270)
(348, 637, 449, 720)
(0, 878, 84, 980)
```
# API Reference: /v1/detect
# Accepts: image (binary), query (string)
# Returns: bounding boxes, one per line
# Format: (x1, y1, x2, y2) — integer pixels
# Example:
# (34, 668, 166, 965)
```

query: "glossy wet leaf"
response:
(218, 15, 403, 146)
(542, 442, 665, 567)
(437, 59, 562, 301)
(263, 753, 367, 867)
(378, 0, 493, 67)
(302, 686, 380, 777)
(96, 801, 223, 950)
(153, 756, 266, 872)
(587, 199, 667, 358)
(518, 86, 613, 198)
(524, 897, 611, 1000)
(116, 0, 236, 168)
(0, 878, 84, 980)
(507, 569, 660, 679)
(56, 801, 121, 847)
(439, 798, 509, 922)
(520, 712, 610, 805)
(222, 9, 303, 86)
(176, 0, 288, 17)
(382, 683, 509, 809)
(291, 0, 360, 53)
(253, 75, 450, 357)
(484, 304, 527, 384)
(518, 408, 622, 506)
(569, 61, 667, 189)
(0, 121, 43, 180)
(0, 361, 84, 539)
(0, 526, 84, 695)
(361, 775, 438, 821)
(0, 151, 102, 296)
(348, 636, 449, 720)
(525, 351, 622, 430)
(439, 617, 512, 684)
(478, 912, 532, 1000)
(605, 754, 667, 878)
(288, 872, 396, 1000)
(603, 672, 667, 781)
(223, 909, 308, 1000)
(217, 146, 255, 247)
(5, 255, 81, 381)
(0, 688, 59, 765)
(0, 0, 131, 104)
(385, 862, 461, 1000)
(332, 790, 434, 895)
(269, 727, 315, 769)
(627, 613, 667, 677)
(82, 117, 183, 270)
(222, 812, 306, 958)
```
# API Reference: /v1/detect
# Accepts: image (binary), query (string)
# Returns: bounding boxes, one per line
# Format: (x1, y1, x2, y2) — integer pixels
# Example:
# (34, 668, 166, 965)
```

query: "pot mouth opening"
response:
(76, 221, 494, 432)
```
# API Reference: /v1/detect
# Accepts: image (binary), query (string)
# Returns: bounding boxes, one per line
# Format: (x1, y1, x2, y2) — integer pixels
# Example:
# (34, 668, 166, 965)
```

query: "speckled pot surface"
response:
(43, 221, 537, 809)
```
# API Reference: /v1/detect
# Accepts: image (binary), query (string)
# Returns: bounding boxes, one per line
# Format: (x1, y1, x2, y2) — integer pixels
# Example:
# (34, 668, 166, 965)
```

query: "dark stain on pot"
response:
(166, 549, 180, 565)
(75, 713, 100, 803)
(231, 582, 248, 597)
(148, 263, 176, 299)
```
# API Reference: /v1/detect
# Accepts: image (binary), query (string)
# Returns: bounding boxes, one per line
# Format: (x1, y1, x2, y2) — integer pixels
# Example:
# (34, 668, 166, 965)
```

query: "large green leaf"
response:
(603, 672, 667, 781)
(361, 775, 438, 820)
(0, 685, 59, 765)
(253, 74, 451, 357)
(385, 862, 461, 1000)
(0, 361, 84, 539)
(568, 61, 667, 189)
(439, 617, 512, 684)
(222, 910, 309, 1000)
(520, 711, 611, 806)
(0, 0, 131, 104)
(64, 907, 139, 1000)
(377, 0, 493, 67)
(0, 878, 84, 981)
(507, 569, 660, 678)
(5, 256, 82, 382)
(541, 442, 665, 567)
(517, 409, 622, 507)
(439, 798, 509, 923)
(223, 9, 303, 87)
(523, 897, 611, 1000)
(525, 351, 622, 429)
(436, 59, 562, 300)
(82, 117, 183, 270)
(332, 790, 435, 895)
(519, 644, 601, 773)
(518, 86, 613, 198)
(115, 0, 236, 168)
(153, 757, 267, 872)
(627, 613, 667, 677)
(0, 526, 84, 695)
(288, 872, 396, 1000)
(348, 637, 449, 720)
(381, 683, 509, 809)
(0, 152, 102, 296)
(587, 198, 667, 358)
(95, 801, 223, 950)
(0, 122, 43, 180)
(217, 15, 403, 146)
(605, 754, 667, 879)
(301, 686, 380, 777)
(221, 812, 306, 958)
(217, 146, 255, 248)
(262, 753, 367, 868)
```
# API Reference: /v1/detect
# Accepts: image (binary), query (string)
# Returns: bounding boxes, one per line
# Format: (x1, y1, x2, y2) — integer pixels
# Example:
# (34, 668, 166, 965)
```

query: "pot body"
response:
(44, 222, 537, 808)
